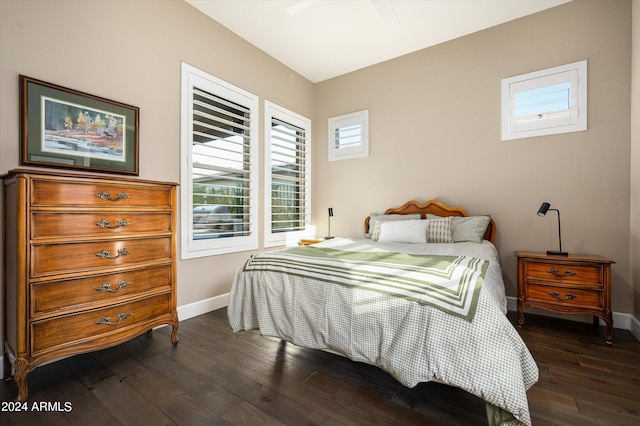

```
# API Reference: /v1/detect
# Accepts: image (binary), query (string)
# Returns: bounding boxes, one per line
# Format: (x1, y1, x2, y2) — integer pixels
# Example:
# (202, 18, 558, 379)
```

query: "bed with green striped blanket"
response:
(229, 238, 538, 425)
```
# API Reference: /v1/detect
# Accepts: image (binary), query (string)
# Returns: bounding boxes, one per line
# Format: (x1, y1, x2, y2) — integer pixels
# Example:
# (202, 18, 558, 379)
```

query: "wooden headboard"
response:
(364, 199, 496, 243)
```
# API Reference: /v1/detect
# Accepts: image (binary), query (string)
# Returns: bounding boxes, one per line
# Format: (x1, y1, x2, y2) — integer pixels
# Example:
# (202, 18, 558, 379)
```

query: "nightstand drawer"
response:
(525, 262, 602, 286)
(526, 283, 603, 310)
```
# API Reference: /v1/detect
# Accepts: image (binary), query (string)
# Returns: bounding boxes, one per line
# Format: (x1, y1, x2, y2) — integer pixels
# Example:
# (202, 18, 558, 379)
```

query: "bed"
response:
(228, 199, 538, 425)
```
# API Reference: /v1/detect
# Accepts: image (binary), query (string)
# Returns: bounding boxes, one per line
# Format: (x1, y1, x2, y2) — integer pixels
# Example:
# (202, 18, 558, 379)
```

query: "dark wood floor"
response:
(1, 308, 639, 425)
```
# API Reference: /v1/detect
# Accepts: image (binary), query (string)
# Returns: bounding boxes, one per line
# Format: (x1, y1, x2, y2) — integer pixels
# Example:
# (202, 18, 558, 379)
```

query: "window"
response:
(180, 63, 258, 258)
(264, 102, 311, 247)
(502, 60, 587, 140)
(328, 109, 369, 161)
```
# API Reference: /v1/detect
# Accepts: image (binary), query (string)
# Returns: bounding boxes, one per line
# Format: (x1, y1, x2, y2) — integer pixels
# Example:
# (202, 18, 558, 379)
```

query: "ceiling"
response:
(185, 0, 571, 83)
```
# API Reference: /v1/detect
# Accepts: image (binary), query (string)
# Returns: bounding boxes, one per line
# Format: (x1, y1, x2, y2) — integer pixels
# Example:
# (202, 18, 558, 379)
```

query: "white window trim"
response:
(264, 101, 312, 247)
(180, 62, 259, 259)
(328, 109, 369, 161)
(502, 60, 587, 141)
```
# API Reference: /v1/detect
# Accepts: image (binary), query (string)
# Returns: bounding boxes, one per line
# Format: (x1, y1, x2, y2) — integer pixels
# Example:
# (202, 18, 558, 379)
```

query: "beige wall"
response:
(0, 0, 314, 323)
(314, 0, 634, 315)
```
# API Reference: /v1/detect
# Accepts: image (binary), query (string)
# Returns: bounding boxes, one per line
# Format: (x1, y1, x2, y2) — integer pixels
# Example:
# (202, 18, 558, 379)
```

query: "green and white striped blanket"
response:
(243, 246, 488, 322)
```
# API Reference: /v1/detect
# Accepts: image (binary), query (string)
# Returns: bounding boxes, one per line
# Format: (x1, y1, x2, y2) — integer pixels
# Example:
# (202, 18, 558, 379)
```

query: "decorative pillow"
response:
(451, 216, 491, 243)
(366, 213, 421, 239)
(377, 219, 428, 244)
(426, 216, 453, 243)
(426, 214, 491, 243)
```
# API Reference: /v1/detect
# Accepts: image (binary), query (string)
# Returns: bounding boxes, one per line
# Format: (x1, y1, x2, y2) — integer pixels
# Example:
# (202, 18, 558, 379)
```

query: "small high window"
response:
(502, 60, 587, 141)
(328, 109, 369, 161)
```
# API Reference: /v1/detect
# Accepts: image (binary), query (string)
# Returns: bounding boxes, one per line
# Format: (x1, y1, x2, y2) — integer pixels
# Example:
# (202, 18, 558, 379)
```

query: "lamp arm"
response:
(549, 208, 562, 253)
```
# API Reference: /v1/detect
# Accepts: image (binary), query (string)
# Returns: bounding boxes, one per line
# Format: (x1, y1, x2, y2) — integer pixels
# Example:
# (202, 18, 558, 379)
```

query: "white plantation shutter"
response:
(181, 63, 258, 258)
(502, 60, 587, 140)
(328, 109, 369, 161)
(265, 102, 311, 247)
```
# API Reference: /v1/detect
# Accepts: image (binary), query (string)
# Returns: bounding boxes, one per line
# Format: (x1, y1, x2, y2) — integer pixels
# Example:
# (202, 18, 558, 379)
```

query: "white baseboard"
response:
(506, 296, 639, 341)
(177, 292, 230, 322)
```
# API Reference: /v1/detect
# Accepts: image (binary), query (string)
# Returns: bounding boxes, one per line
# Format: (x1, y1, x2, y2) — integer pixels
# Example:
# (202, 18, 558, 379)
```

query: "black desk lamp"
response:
(325, 207, 334, 239)
(537, 202, 568, 256)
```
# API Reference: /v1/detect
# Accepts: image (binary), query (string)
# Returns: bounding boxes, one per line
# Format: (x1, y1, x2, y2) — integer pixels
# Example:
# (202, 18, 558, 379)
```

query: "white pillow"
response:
(377, 219, 428, 244)
(367, 213, 421, 240)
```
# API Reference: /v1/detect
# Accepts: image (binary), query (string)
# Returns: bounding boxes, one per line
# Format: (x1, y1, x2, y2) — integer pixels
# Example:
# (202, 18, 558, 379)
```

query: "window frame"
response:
(501, 60, 587, 141)
(264, 101, 312, 247)
(328, 109, 369, 161)
(180, 62, 259, 259)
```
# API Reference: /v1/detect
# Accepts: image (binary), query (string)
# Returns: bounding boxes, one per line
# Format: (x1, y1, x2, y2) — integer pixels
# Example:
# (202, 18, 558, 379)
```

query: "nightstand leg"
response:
(517, 300, 525, 327)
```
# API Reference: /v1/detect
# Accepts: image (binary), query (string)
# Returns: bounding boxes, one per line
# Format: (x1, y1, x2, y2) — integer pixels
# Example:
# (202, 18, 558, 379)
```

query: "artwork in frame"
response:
(20, 75, 139, 175)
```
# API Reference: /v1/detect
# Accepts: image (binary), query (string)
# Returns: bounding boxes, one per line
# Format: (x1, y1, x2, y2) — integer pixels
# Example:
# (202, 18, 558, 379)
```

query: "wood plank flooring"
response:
(1, 308, 638, 425)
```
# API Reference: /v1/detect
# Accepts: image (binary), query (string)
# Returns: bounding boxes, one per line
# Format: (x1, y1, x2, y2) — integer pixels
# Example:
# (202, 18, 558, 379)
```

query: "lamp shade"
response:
(537, 202, 550, 216)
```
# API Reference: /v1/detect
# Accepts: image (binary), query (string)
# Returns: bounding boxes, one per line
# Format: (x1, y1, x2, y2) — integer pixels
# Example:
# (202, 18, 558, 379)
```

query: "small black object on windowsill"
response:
(537, 202, 568, 256)
(325, 207, 334, 239)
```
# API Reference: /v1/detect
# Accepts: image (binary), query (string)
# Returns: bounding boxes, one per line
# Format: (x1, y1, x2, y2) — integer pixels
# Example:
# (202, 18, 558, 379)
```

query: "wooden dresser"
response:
(2, 169, 179, 400)
(515, 250, 614, 343)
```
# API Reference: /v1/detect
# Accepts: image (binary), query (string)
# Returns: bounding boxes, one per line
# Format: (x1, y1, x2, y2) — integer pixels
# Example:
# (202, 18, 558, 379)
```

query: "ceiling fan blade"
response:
(371, 0, 400, 29)
(286, 0, 319, 16)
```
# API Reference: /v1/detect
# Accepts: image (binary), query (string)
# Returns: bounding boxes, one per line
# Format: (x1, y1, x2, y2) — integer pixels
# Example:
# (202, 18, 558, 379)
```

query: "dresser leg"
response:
(13, 358, 30, 402)
(170, 319, 179, 346)
(603, 314, 613, 345)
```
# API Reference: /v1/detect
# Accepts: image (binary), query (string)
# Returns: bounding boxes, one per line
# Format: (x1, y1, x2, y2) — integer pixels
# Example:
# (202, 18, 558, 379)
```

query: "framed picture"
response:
(20, 75, 139, 175)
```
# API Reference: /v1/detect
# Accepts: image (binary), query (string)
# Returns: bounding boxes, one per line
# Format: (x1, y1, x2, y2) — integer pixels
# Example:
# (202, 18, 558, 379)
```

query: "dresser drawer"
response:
(31, 237, 172, 277)
(32, 211, 172, 239)
(524, 261, 603, 286)
(31, 265, 172, 317)
(31, 179, 172, 208)
(526, 283, 603, 310)
(31, 293, 172, 356)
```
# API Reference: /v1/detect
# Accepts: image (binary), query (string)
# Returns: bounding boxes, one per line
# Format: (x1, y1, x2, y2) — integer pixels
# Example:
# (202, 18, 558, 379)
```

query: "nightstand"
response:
(298, 238, 325, 246)
(515, 251, 615, 343)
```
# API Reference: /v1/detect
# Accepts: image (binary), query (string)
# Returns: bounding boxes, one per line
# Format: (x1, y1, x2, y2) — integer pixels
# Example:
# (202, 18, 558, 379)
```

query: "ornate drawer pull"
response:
(95, 281, 131, 293)
(96, 312, 131, 326)
(548, 291, 577, 301)
(546, 268, 577, 278)
(95, 248, 130, 259)
(95, 191, 130, 202)
(94, 218, 131, 229)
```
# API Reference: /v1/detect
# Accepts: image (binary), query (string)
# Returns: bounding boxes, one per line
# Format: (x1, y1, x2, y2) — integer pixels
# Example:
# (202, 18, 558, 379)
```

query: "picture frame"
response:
(20, 75, 139, 175)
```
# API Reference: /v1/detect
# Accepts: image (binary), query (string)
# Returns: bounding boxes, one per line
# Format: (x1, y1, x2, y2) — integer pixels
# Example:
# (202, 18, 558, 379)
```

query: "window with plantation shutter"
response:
(181, 63, 258, 258)
(328, 109, 369, 161)
(502, 60, 587, 140)
(265, 101, 311, 247)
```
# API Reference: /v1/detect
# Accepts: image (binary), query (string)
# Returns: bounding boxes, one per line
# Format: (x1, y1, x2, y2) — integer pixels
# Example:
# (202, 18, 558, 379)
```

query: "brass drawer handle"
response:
(95, 191, 130, 202)
(96, 312, 131, 326)
(548, 291, 577, 301)
(95, 281, 131, 293)
(95, 248, 130, 260)
(546, 268, 577, 278)
(95, 219, 131, 229)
